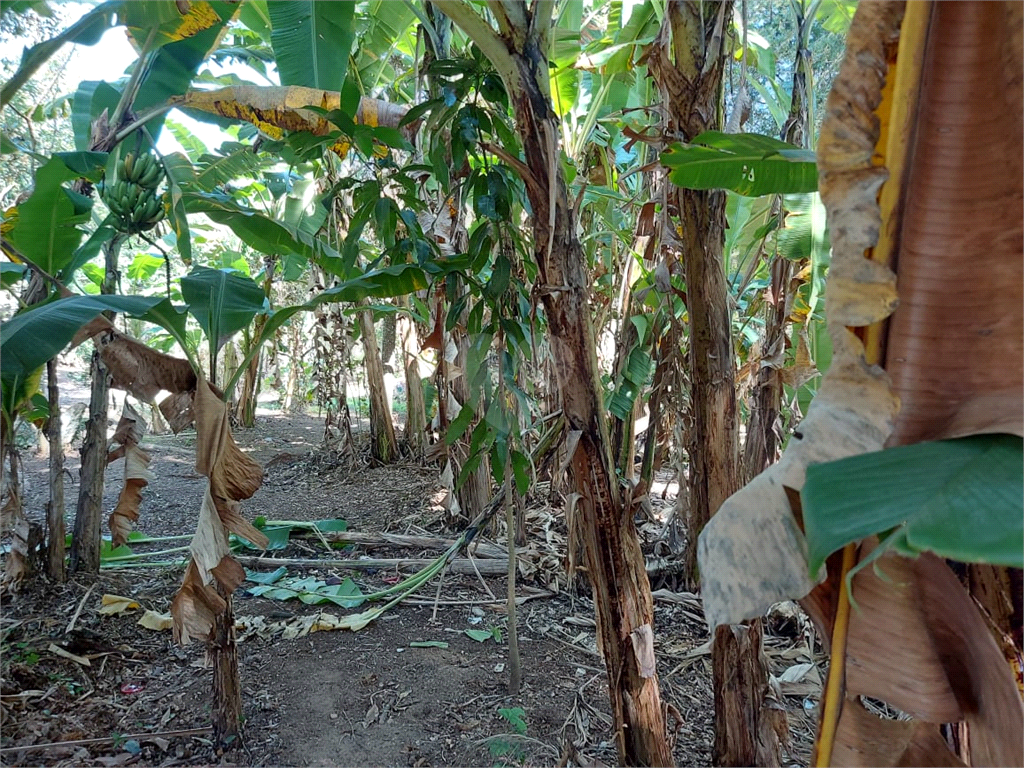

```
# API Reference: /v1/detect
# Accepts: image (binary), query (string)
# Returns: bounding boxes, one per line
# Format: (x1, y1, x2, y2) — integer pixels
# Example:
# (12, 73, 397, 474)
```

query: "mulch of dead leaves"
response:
(3, 409, 827, 767)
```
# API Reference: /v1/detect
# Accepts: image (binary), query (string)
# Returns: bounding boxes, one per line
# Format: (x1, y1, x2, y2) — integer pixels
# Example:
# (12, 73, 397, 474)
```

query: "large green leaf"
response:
(194, 143, 267, 189)
(180, 266, 266, 354)
(802, 434, 1024, 578)
(662, 131, 818, 197)
(161, 152, 194, 265)
(0, 294, 163, 415)
(268, 0, 355, 93)
(70, 80, 122, 151)
(1, 1, 121, 105)
(183, 191, 340, 266)
(5, 156, 94, 275)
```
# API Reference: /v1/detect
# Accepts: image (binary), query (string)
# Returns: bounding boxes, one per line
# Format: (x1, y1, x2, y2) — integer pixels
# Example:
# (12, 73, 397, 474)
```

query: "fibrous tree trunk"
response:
(72, 236, 121, 574)
(71, 348, 109, 574)
(358, 300, 398, 463)
(743, 0, 814, 480)
(211, 583, 242, 746)
(398, 299, 428, 457)
(313, 266, 356, 463)
(236, 257, 276, 428)
(651, 3, 782, 766)
(651, 1, 742, 585)
(451, 320, 489, 519)
(45, 358, 66, 582)
(434, 3, 672, 764)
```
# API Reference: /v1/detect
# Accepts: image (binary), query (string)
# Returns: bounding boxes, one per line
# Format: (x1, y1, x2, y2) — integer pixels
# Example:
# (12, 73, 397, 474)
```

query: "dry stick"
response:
(0, 727, 213, 755)
(467, 550, 497, 600)
(234, 555, 508, 576)
(65, 583, 96, 634)
(430, 567, 446, 623)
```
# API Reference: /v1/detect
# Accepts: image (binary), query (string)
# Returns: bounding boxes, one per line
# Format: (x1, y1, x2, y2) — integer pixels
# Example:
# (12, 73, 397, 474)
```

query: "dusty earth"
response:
(1, 372, 825, 767)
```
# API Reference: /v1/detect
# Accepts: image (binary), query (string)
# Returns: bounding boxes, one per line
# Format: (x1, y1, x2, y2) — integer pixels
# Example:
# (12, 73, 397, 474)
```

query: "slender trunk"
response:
(639, 320, 671, 491)
(211, 583, 242, 746)
(239, 259, 276, 428)
(284, 320, 302, 412)
(71, 236, 120, 574)
(500, 342, 522, 695)
(45, 358, 66, 582)
(71, 350, 109, 574)
(358, 300, 398, 463)
(451, 323, 489, 519)
(610, 315, 640, 480)
(744, 2, 813, 479)
(652, 4, 782, 766)
(398, 303, 427, 457)
(435, 3, 672, 761)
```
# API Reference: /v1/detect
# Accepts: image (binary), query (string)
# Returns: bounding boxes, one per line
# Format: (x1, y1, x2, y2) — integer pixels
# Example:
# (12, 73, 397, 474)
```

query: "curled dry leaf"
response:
(138, 610, 174, 631)
(107, 403, 154, 547)
(172, 379, 267, 643)
(72, 319, 197, 403)
(832, 697, 964, 768)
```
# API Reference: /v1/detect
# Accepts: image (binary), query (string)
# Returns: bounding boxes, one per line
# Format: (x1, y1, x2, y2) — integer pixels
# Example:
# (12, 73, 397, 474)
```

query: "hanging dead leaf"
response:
(106, 403, 155, 547)
(832, 697, 964, 767)
(73, 319, 197, 403)
(171, 378, 266, 643)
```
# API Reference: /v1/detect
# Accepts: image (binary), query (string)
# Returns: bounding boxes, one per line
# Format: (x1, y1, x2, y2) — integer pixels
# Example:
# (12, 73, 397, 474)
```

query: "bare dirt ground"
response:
(2, 378, 824, 767)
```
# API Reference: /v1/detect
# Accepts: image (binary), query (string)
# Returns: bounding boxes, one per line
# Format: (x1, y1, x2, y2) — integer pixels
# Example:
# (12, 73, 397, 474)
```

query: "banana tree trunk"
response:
(651, 3, 782, 766)
(434, 3, 671, 763)
(398, 301, 427, 457)
(72, 235, 121, 574)
(743, 0, 814, 479)
(45, 358, 66, 582)
(237, 259, 275, 428)
(358, 300, 398, 463)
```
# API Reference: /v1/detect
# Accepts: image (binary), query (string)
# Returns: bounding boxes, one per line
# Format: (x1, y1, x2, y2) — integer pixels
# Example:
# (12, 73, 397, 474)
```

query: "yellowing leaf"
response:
(98, 594, 141, 615)
(125, 0, 226, 51)
(138, 610, 174, 631)
(177, 87, 409, 156)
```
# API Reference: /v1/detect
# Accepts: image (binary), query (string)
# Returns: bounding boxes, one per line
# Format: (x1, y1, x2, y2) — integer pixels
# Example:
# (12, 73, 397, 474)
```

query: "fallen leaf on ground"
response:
(138, 610, 174, 631)
(97, 594, 141, 615)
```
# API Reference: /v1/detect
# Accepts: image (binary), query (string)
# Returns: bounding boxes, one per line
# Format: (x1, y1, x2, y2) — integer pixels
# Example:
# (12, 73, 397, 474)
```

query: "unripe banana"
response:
(138, 162, 163, 189)
(123, 153, 135, 182)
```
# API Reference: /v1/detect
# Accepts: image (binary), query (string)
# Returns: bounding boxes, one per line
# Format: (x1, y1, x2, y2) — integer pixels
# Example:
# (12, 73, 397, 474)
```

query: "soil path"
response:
(2, 387, 822, 767)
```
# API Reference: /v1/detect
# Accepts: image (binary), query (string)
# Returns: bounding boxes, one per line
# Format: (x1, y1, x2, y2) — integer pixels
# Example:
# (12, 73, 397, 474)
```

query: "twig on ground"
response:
(0, 727, 213, 755)
(467, 551, 497, 600)
(430, 566, 447, 623)
(65, 583, 96, 634)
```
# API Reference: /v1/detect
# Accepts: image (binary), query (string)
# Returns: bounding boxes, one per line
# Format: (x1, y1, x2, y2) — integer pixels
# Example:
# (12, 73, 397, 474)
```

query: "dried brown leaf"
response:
(171, 560, 225, 644)
(107, 404, 154, 547)
(73, 321, 196, 402)
(832, 697, 964, 767)
(882, 2, 1023, 444)
(158, 390, 195, 433)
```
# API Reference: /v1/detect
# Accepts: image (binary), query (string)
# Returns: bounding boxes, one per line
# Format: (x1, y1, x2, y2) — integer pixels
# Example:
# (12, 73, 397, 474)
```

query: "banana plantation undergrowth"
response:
(1, 381, 824, 767)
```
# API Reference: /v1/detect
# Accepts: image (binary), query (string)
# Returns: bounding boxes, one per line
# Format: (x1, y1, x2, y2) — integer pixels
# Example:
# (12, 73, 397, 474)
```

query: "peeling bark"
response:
(358, 301, 398, 463)
(45, 358, 66, 582)
(651, 3, 782, 766)
(433, 2, 672, 763)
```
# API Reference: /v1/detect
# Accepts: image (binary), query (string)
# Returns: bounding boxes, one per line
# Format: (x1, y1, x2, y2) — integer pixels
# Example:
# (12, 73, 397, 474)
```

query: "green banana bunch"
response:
(103, 151, 167, 234)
